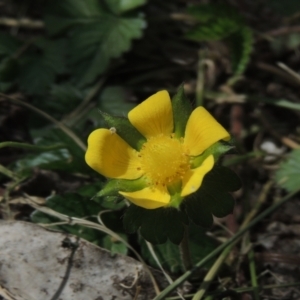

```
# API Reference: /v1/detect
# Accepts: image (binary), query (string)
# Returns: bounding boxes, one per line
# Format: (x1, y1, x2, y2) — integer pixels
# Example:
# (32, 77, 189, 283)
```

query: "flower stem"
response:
(179, 225, 192, 271)
(195, 50, 206, 107)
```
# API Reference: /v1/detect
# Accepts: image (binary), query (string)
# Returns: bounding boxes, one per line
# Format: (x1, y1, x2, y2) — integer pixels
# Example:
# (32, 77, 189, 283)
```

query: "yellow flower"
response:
(85, 90, 230, 210)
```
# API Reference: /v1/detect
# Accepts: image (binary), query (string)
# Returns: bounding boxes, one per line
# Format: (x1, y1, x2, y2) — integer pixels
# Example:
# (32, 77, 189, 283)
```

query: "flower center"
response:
(138, 134, 190, 188)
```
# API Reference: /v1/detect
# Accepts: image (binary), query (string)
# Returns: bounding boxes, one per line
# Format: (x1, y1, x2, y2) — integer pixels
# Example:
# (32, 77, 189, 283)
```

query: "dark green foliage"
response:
(45, 0, 146, 87)
(226, 26, 253, 77)
(123, 204, 188, 244)
(0, 58, 19, 89)
(0, 33, 20, 56)
(186, 18, 239, 42)
(185, 4, 242, 41)
(103, 234, 128, 255)
(0, 33, 20, 91)
(99, 86, 136, 116)
(121, 165, 241, 244)
(0, 1, 146, 96)
(184, 166, 241, 228)
(14, 128, 89, 174)
(48, 84, 83, 114)
(18, 39, 67, 95)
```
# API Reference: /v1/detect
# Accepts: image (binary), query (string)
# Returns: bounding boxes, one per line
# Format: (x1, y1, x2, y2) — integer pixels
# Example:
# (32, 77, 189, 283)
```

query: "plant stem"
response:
(195, 50, 206, 107)
(247, 234, 260, 300)
(179, 225, 192, 271)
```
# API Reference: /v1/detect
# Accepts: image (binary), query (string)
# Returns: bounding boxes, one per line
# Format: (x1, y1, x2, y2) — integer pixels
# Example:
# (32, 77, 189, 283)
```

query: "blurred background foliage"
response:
(1, 0, 300, 294)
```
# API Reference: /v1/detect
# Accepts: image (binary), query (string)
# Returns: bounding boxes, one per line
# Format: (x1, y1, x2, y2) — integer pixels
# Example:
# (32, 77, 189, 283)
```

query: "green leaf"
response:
(185, 4, 252, 78)
(172, 84, 193, 138)
(98, 177, 147, 197)
(14, 148, 71, 171)
(18, 127, 89, 174)
(0, 33, 20, 57)
(184, 165, 241, 227)
(186, 3, 241, 23)
(186, 18, 239, 41)
(19, 56, 55, 94)
(0, 57, 19, 82)
(226, 26, 253, 77)
(18, 39, 67, 95)
(275, 150, 300, 192)
(103, 234, 128, 255)
(71, 86, 134, 135)
(47, 84, 84, 116)
(104, 0, 146, 14)
(123, 204, 146, 233)
(99, 86, 136, 116)
(185, 4, 242, 42)
(183, 195, 213, 228)
(141, 239, 182, 273)
(45, 0, 104, 34)
(204, 165, 242, 192)
(123, 205, 188, 244)
(45, 0, 146, 87)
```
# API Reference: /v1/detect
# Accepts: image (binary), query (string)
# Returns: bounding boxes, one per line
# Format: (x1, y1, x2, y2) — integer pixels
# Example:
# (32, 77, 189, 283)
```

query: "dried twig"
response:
(0, 17, 44, 29)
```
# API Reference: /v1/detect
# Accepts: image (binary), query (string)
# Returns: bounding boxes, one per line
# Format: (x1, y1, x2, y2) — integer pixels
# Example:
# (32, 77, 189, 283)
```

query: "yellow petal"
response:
(120, 187, 170, 209)
(184, 107, 230, 156)
(85, 129, 143, 179)
(128, 90, 173, 138)
(181, 155, 214, 197)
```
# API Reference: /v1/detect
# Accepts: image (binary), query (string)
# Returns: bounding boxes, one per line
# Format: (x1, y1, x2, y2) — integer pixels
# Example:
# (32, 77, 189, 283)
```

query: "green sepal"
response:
(167, 181, 184, 209)
(100, 111, 146, 151)
(191, 141, 234, 168)
(172, 84, 193, 138)
(123, 204, 188, 245)
(184, 165, 241, 228)
(93, 195, 126, 211)
(97, 176, 148, 197)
